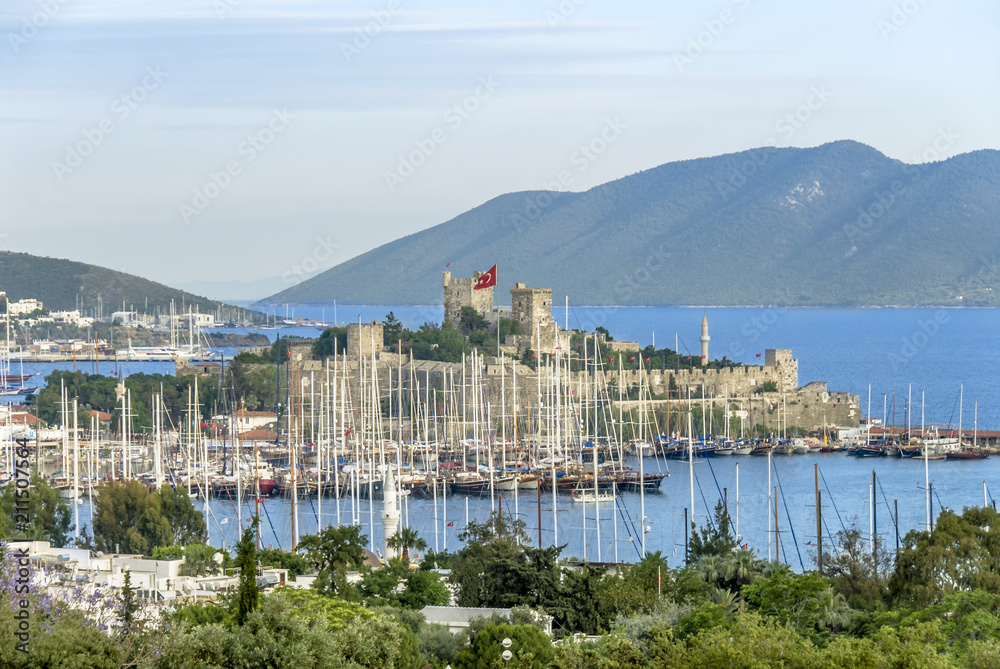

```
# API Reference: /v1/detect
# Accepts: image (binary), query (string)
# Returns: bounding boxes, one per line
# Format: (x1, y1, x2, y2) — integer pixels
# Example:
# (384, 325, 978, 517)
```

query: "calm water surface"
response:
(38, 305, 1000, 567)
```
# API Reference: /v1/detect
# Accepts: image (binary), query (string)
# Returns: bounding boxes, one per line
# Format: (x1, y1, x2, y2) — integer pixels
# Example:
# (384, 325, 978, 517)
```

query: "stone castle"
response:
(218, 272, 859, 434)
(442, 271, 568, 354)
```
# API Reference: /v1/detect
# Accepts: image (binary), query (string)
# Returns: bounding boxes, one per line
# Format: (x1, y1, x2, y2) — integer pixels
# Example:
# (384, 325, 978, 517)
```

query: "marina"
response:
(4, 304, 1000, 569)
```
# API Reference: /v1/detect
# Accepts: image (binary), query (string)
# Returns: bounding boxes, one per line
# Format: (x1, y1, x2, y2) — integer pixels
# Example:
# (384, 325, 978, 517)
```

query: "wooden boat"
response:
(617, 470, 667, 491)
(945, 449, 990, 460)
(450, 471, 490, 494)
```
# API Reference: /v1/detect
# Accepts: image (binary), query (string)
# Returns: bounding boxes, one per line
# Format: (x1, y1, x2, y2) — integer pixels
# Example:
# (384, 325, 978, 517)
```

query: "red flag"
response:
(608, 357, 613, 362)
(756, 353, 762, 358)
(629, 356, 635, 361)
(344, 427, 353, 437)
(445, 262, 450, 268)
(645, 357, 650, 362)
(723, 355, 727, 360)
(473, 264, 497, 290)
(530, 353, 536, 358)
(700, 355, 706, 359)
(447, 521, 454, 527)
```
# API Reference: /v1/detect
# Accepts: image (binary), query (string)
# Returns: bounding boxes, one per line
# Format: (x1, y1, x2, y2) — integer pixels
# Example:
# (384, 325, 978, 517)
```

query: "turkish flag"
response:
(447, 521, 454, 527)
(474, 264, 498, 290)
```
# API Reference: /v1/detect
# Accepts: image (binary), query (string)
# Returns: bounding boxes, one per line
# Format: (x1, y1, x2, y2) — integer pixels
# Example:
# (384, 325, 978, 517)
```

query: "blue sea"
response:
(36, 305, 1000, 568)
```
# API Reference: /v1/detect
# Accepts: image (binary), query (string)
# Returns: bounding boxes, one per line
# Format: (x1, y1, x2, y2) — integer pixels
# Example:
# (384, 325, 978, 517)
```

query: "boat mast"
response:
(687, 397, 694, 560)
(735, 461, 740, 537)
(923, 391, 929, 532)
(553, 344, 560, 548)
(512, 356, 519, 543)
(73, 398, 79, 544)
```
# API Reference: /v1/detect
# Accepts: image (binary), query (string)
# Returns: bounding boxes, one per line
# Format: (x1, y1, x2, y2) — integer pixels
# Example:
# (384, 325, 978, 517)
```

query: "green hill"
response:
(0, 251, 257, 320)
(259, 141, 1000, 307)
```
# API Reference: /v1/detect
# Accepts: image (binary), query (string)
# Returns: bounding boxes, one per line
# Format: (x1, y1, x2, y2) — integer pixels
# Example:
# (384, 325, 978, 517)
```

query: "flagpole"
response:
(495, 261, 500, 355)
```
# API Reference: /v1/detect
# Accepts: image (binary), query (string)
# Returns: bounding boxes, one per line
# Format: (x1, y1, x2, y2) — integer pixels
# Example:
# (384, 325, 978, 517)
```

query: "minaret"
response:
(700, 313, 710, 366)
(381, 467, 401, 559)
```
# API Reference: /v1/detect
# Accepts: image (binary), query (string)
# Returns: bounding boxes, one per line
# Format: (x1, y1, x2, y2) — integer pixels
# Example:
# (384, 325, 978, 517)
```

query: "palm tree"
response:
(711, 587, 739, 615)
(815, 587, 852, 632)
(721, 549, 767, 591)
(386, 527, 427, 565)
(640, 550, 669, 573)
(695, 554, 723, 586)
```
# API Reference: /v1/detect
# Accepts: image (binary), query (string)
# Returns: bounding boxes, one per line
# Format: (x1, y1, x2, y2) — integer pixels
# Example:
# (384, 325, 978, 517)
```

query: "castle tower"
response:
(700, 313, 710, 366)
(381, 467, 401, 559)
(443, 270, 494, 328)
(347, 321, 384, 358)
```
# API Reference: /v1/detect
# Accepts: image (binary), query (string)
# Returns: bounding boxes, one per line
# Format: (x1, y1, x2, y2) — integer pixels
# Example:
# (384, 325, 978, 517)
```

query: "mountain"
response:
(259, 141, 1000, 307)
(0, 251, 256, 318)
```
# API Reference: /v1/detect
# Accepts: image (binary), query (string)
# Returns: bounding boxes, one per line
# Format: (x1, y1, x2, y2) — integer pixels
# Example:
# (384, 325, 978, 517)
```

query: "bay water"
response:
(39, 305, 1000, 567)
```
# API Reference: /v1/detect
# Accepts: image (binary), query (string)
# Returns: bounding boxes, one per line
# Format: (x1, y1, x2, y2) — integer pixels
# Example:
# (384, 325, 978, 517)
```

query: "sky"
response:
(1, 0, 997, 300)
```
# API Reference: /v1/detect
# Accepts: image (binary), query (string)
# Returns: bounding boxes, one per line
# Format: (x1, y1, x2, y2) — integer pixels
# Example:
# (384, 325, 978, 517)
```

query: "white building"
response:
(230, 409, 278, 433)
(7, 298, 44, 315)
(8, 541, 294, 607)
(47, 310, 95, 327)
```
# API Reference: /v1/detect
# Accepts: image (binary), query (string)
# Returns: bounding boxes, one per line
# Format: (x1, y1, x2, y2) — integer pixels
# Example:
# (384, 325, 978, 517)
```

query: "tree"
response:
(0, 474, 71, 547)
(814, 587, 852, 632)
(891, 507, 1000, 607)
(742, 569, 847, 642)
(90, 481, 206, 555)
(398, 568, 451, 609)
(312, 326, 349, 359)
(257, 547, 311, 577)
(825, 523, 892, 610)
(555, 566, 614, 635)
(298, 525, 368, 597)
(687, 500, 737, 563)
(719, 549, 768, 595)
(458, 306, 489, 334)
(227, 358, 279, 411)
(451, 514, 562, 610)
(694, 554, 724, 587)
(497, 318, 523, 340)
(599, 555, 663, 619)
(177, 543, 222, 576)
(382, 312, 404, 345)
(387, 527, 427, 565)
(120, 570, 138, 638)
(90, 480, 172, 555)
(157, 484, 208, 547)
(234, 517, 260, 626)
(155, 592, 405, 669)
(453, 622, 554, 669)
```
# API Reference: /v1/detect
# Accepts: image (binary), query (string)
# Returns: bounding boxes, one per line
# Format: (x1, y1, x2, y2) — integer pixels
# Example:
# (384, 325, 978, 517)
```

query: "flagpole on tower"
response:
(495, 261, 500, 356)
